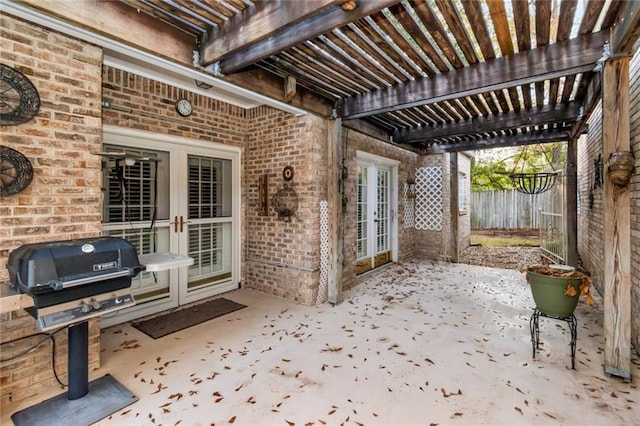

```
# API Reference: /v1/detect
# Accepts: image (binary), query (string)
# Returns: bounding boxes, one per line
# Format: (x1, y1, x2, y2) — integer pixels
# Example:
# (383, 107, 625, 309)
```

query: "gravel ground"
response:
(459, 245, 544, 270)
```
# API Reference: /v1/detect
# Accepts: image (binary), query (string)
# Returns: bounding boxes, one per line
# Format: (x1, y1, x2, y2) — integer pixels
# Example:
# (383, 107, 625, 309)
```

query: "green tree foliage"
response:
(471, 143, 566, 192)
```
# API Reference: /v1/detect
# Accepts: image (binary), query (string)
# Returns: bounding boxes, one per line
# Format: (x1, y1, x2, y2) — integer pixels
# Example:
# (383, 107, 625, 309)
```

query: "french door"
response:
(100, 127, 240, 325)
(356, 152, 398, 275)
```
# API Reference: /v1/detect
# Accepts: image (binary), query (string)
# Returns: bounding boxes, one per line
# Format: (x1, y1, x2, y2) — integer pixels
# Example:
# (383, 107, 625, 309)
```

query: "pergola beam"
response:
(199, 0, 342, 65)
(393, 102, 581, 144)
(209, 0, 401, 74)
(418, 130, 570, 154)
(338, 31, 608, 119)
(571, 0, 640, 139)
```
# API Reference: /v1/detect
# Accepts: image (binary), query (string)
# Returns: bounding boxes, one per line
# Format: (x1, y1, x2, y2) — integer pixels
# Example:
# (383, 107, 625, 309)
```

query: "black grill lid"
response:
(7, 236, 143, 294)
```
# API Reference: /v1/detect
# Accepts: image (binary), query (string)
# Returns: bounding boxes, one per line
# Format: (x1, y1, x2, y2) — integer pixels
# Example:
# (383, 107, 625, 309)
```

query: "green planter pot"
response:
(526, 267, 583, 317)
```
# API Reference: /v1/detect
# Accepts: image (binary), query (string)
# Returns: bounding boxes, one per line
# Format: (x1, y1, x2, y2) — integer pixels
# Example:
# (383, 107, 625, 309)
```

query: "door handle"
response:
(172, 215, 178, 233)
(179, 215, 184, 233)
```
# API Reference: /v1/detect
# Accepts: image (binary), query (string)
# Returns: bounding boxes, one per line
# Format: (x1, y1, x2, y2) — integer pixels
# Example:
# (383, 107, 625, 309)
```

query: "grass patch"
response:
(470, 235, 540, 247)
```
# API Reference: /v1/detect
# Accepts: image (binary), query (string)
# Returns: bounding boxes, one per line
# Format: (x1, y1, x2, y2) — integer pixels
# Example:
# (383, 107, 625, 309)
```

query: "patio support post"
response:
(602, 57, 631, 380)
(327, 117, 343, 305)
(564, 137, 578, 267)
(449, 152, 459, 262)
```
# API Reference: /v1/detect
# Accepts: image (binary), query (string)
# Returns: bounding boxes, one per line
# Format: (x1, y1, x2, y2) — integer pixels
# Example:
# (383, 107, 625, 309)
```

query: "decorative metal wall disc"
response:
(1, 64, 41, 126)
(1, 145, 34, 197)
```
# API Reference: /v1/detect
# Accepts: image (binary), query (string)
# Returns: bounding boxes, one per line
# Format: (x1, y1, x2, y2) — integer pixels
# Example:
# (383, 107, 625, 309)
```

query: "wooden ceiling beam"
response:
(394, 102, 581, 144)
(16, 0, 195, 64)
(338, 30, 609, 119)
(418, 130, 571, 155)
(571, 1, 640, 139)
(208, 0, 401, 74)
(611, 0, 640, 55)
(200, 0, 342, 65)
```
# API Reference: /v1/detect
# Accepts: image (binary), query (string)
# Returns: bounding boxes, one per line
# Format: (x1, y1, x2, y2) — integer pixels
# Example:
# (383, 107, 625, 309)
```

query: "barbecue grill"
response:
(7, 236, 142, 331)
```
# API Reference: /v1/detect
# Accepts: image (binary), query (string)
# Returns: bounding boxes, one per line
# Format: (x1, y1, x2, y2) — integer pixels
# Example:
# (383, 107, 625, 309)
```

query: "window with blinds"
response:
(102, 145, 169, 223)
(188, 156, 231, 219)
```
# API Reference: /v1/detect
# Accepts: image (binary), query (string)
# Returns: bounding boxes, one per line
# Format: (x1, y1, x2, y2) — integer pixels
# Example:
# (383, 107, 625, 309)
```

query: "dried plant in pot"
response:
(523, 265, 593, 317)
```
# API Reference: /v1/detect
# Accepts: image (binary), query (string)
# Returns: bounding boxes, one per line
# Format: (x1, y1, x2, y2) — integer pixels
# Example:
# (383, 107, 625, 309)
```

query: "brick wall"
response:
(577, 102, 605, 285)
(245, 107, 327, 304)
(102, 67, 247, 147)
(0, 14, 103, 407)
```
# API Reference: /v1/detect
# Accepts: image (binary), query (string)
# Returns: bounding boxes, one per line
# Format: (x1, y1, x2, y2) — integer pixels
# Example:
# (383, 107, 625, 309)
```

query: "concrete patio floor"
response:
(5, 260, 640, 425)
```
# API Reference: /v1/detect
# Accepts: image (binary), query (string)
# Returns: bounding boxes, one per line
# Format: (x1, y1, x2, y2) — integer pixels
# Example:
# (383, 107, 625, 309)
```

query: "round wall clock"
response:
(175, 98, 192, 117)
(1, 145, 34, 197)
(0, 64, 41, 126)
(282, 165, 294, 181)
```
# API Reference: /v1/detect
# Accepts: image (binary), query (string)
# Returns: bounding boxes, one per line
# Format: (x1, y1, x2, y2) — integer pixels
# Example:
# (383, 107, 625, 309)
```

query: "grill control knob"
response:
(91, 301, 102, 310)
(114, 297, 122, 304)
(81, 304, 92, 314)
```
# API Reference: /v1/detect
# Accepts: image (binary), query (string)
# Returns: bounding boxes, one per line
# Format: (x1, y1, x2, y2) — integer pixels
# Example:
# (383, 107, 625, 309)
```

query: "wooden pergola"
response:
(11, 0, 640, 380)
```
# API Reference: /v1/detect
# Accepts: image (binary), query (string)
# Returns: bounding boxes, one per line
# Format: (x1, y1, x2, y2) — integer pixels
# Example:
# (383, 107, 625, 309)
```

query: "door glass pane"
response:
(102, 145, 170, 222)
(188, 222, 232, 288)
(188, 156, 232, 218)
(357, 166, 368, 259)
(377, 169, 389, 253)
(101, 144, 171, 301)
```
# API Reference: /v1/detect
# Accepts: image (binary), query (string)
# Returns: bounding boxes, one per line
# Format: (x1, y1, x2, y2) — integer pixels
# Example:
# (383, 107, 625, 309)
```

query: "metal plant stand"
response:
(529, 308, 578, 369)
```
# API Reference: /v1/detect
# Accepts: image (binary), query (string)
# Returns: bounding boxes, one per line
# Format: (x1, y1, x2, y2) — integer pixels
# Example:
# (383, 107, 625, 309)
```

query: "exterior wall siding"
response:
(0, 15, 103, 407)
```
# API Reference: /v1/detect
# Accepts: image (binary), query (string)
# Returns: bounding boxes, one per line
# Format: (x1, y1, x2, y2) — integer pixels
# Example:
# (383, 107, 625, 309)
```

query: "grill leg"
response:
(67, 321, 89, 400)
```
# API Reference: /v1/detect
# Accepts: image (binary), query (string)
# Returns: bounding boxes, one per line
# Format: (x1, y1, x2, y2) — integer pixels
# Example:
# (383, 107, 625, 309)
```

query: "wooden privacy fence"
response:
(471, 189, 557, 229)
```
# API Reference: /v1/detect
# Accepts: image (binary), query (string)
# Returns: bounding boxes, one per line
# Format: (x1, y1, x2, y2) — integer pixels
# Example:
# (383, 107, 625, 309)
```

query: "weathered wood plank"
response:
(486, 0, 514, 57)
(602, 58, 631, 380)
(511, 0, 532, 109)
(565, 136, 578, 266)
(201, 0, 341, 63)
(434, 0, 478, 65)
(612, 0, 640, 54)
(394, 102, 581, 143)
(369, 10, 437, 76)
(327, 118, 344, 305)
(339, 31, 608, 119)
(410, 0, 464, 69)
(214, 0, 402, 74)
(460, 0, 495, 60)
(535, 0, 552, 107)
(418, 129, 570, 154)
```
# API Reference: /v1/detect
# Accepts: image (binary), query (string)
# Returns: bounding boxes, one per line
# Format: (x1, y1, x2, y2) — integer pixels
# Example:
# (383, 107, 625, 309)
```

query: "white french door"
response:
(356, 152, 398, 275)
(100, 126, 240, 326)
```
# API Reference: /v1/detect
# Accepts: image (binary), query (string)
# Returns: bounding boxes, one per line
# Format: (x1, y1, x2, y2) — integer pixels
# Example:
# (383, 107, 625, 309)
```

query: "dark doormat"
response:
(12, 374, 137, 426)
(132, 298, 246, 339)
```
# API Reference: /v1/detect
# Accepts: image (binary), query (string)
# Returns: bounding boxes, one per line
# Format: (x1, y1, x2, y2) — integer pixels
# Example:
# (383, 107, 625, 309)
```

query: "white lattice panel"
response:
(403, 183, 415, 229)
(316, 200, 329, 304)
(415, 166, 443, 231)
